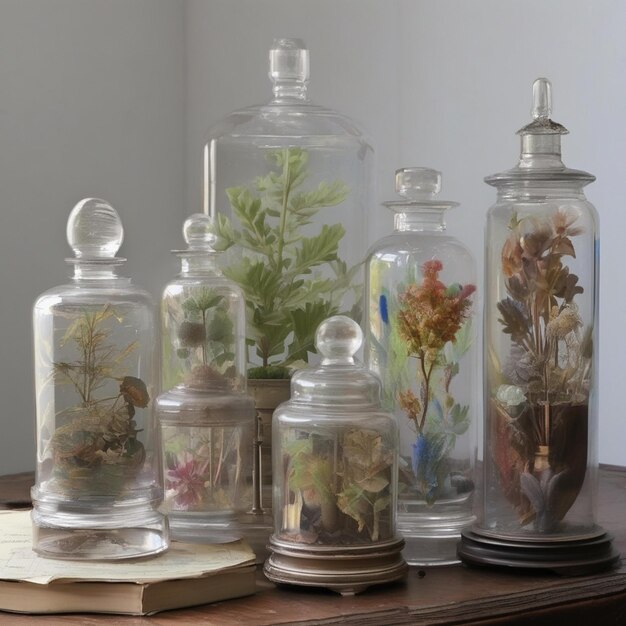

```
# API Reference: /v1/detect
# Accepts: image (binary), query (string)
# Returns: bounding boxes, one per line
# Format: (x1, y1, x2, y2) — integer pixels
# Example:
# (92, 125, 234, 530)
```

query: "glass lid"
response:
(289, 316, 381, 408)
(485, 78, 595, 187)
(383, 167, 459, 213)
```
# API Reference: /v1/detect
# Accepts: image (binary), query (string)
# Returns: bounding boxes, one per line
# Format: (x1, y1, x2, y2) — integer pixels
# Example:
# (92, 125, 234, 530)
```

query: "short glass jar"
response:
(365, 168, 477, 565)
(157, 215, 259, 547)
(264, 316, 407, 594)
(31, 199, 168, 559)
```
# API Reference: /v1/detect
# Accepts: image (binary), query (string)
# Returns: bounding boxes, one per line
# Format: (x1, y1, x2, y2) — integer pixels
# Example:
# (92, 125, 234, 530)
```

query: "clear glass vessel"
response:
(31, 199, 168, 560)
(365, 168, 477, 565)
(459, 79, 619, 574)
(264, 316, 407, 595)
(157, 215, 259, 545)
(203, 37, 373, 379)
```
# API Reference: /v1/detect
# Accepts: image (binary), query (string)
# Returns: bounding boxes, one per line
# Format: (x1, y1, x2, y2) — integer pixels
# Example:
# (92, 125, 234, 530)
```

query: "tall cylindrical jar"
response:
(264, 316, 407, 594)
(459, 79, 619, 573)
(203, 39, 374, 492)
(156, 215, 263, 550)
(31, 199, 168, 559)
(365, 168, 477, 565)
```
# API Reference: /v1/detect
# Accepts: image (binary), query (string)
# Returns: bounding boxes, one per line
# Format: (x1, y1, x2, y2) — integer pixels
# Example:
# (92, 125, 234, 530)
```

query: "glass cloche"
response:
(458, 79, 619, 573)
(264, 316, 407, 595)
(31, 199, 168, 559)
(156, 214, 260, 546)
(203, 37, 373, 378)
(365, 168, 477, 565)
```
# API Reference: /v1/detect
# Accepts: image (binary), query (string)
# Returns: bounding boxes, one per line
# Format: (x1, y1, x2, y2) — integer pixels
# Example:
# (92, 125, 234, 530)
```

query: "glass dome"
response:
(459, 79, 619, 574)
(31, 199, 168, 560)
(203, 38, 373, 379)
(264, 316, 407, 595)
(365, 168, 477, 565)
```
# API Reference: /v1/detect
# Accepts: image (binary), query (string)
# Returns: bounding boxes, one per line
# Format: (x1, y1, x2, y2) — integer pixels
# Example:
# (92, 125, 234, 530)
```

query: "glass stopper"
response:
(66, 198, 123, 259)
(269, 38, 309, 83)
(396, 167, 442, 200)
(183, 213, 217, 251)
(315, 315, 362, 361)
(531, 77, 552, 120)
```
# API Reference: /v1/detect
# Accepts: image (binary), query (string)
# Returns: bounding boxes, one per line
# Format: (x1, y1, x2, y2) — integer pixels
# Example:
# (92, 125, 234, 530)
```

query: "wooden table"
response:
(1, 468, 625, 625)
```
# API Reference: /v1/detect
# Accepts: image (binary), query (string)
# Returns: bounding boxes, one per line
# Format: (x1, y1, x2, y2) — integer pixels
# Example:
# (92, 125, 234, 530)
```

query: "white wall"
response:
(0, 0, 186, 475)
(186, 0, 626, 466)
(1, 0, 624, 474)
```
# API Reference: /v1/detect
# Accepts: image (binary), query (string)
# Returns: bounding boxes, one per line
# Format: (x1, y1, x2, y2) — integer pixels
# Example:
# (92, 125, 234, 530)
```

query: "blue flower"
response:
(411, 433, 445, 504)
(379, 294, 389, 324)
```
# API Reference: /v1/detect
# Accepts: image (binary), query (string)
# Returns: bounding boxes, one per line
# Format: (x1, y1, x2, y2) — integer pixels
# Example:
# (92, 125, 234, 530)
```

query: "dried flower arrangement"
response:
(280, 429, 394, 544)
(163, 426, 248, 512)
(211, 147, 360, 379)
(391, 260, 475, 505)
(49, 306, 149, 495)
(491, 208, 591, 531)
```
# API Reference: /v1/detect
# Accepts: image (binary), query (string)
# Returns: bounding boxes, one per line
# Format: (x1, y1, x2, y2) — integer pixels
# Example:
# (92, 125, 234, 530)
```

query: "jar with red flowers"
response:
(365, 168, 477, 566)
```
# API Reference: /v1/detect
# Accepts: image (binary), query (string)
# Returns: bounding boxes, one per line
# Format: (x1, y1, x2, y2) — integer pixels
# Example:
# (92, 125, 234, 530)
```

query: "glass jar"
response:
(264, 316, 407, 595)
(203, 37, 373, 378)
(365, 168, 477, 566)
(31, 199, 168, 559)
(458, 79, 619, 573)
(156, 215, 261, 547)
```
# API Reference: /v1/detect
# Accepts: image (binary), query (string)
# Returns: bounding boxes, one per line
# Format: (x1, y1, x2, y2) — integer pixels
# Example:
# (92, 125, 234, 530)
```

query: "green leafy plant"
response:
(212, 147, 360, 378)
(50, 305, 149, 495)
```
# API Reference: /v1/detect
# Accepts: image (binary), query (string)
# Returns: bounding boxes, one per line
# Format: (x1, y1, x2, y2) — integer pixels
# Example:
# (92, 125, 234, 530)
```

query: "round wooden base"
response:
(458, 527, 620, 576)
(264, 535, 408, 595)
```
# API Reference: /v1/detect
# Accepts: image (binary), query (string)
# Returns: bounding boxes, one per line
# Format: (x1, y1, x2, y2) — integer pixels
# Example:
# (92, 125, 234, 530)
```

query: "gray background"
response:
(1, 0, 624, 474)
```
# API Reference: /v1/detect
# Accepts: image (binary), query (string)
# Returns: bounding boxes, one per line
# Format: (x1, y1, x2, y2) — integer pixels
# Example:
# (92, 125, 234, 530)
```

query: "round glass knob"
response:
(183, 213, 217, 250)
(395, 167, 442, 200)
(66, 198, 123, 259)
(315, 315, 362, 360)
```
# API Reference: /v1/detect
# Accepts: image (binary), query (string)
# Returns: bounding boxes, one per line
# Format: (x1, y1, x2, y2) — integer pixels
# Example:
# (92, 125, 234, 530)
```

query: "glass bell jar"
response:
(203, 38, 374, 489)
(31, 199, 168, 560)
(156, 214, 262, 548)
(365, 168, 477, 566)
(458, 79, 619, 574)
(264, 316, 407, 595)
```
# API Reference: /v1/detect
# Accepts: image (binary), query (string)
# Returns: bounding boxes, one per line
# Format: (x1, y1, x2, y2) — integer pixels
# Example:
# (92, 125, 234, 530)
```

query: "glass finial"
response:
(183, 213, 217, 251)
(396, 167, 442, 200)
(316, 315, 362, 361)
(531, 78, 552, 120)
(66, 198, 123, 258)
(269, 38, 309, 83)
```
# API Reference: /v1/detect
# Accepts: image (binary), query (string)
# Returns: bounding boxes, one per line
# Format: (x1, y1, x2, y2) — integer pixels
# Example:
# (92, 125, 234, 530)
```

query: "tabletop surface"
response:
(1, 468, 625, 625)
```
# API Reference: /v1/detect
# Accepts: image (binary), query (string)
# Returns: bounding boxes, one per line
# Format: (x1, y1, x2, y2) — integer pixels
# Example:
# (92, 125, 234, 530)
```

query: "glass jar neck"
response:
(69, 261, 127, 282)
(271, 79, 309, 102)
(393, 209, 446, 232)
(519, 133, 565, 170)
(179, 254, 222, 276)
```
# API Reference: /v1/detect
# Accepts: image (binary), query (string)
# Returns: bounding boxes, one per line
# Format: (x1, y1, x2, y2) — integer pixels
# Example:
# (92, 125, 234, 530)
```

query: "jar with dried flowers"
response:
(31, 199, 168, 559)
(365, 168, 477, 566)
(458, 78, 619, 574)
(156, 215, 264, 551)
(265, 316, 407, 594)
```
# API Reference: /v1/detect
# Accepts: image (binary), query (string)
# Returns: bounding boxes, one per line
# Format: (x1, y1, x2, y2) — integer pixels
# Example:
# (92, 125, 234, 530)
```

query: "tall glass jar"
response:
(204, 39, 374, 484)
(264, 316, 407, 595)
(365, 168, 477, 565)
(459, 79, 619, 573)
(156, 215, 261, 547)
(31, 199, 168, 560)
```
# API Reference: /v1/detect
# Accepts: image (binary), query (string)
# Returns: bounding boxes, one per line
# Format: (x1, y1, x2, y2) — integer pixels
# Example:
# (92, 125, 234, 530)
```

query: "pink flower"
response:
(166, 452, 209, 509)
